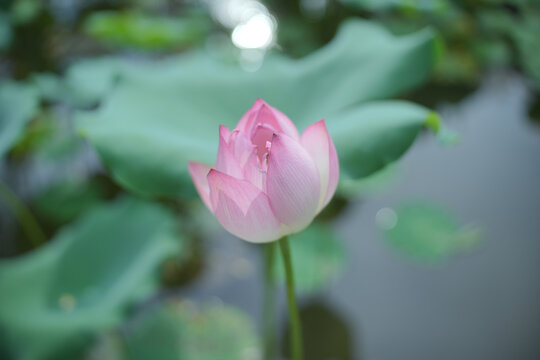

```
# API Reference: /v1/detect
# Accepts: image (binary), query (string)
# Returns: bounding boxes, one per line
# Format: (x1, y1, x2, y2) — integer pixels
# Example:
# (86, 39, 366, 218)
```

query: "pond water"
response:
(184, 72, 540, 360)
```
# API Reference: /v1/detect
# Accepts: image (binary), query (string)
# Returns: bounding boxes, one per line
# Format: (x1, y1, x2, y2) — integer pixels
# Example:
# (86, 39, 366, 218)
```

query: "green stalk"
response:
(0, 179, 46, 247)
(279, 236, 303, 360)
(263, 242, 276, 360)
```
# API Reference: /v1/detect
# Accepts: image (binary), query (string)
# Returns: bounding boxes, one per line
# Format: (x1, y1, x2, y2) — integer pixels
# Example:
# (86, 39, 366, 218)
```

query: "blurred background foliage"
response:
(0, 0, 538, 359)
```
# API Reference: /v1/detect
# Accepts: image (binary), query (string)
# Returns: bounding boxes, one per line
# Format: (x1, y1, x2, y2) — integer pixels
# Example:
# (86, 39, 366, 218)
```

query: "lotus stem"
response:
(263, 242, 277, 360)
(279, 236, 303, 360)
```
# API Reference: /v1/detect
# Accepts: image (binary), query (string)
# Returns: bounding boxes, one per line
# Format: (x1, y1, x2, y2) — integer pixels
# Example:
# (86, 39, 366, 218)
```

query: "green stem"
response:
(0, 179, 46, 247)
(279, 236, 303, 360)
(263, 242, 276, 360)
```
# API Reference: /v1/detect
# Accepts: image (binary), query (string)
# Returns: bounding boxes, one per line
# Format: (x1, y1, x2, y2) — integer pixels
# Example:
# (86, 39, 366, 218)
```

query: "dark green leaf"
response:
(0, 198, 183, 360)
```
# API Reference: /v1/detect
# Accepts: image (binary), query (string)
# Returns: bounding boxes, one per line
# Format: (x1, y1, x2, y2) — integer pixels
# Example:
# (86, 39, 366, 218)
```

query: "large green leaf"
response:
(0, 81, 39, 158)
(76, 20, 437, 198)
(125, 300, 260, 360)
(0, 198, 182, 360)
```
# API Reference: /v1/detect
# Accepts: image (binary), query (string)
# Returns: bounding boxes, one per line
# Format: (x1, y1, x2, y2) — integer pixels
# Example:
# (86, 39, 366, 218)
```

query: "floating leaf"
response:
(0, 81, 39, 158)
(274, 223, 346, 295)
(125, 300, 260, 360)
(379, 201, 482, 262)
(84, 11, 209, 51)
(76, 20, 438, 198)
(0, 198, 183, 360)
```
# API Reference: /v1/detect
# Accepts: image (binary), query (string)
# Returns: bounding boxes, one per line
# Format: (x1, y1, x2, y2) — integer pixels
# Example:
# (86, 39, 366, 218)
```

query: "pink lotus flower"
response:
(189, 99, 339, 243)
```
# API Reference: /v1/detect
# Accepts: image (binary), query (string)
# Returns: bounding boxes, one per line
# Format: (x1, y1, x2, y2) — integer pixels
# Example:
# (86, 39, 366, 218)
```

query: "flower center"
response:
(251, 124, 275, 161)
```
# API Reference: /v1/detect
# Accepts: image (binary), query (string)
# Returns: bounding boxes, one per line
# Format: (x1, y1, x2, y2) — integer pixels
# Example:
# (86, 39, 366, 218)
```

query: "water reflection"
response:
(282, 301, 356, 360)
